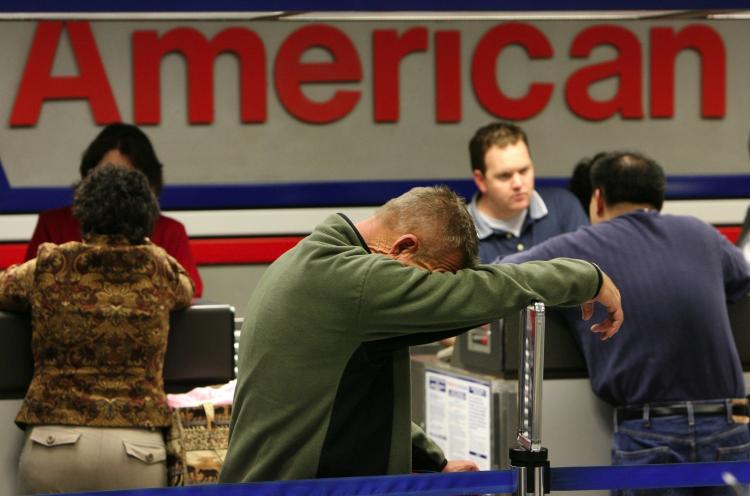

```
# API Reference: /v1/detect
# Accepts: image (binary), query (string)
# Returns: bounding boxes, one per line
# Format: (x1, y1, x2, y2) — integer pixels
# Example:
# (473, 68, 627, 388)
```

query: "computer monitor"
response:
(0, 302, 236, 398)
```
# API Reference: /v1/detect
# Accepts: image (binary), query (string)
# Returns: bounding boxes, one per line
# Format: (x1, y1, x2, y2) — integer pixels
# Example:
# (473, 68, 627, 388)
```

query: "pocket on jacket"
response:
(123, 440, 167, 465)
(29, 426, 82, 448)
(613, 445, 670, 465)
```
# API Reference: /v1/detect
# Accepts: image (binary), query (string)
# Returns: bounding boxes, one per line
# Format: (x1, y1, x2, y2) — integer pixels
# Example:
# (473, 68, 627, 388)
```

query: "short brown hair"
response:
(376, 185, 479, 269)
(469, 122, 529, 174)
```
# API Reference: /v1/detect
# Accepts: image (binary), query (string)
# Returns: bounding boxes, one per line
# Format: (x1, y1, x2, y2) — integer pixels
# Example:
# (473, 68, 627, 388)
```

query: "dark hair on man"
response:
(73, 164, 159, 243)
(568, 152, 607, 216)
(469, 122, 529, 174)
(79, 123, 164, 195)
(378, 185, 480, 269)
(589, 151, 666, 211)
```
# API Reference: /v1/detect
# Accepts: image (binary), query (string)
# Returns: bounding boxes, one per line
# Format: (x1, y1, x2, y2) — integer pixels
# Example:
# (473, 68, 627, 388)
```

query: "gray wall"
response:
(201, 264, 268, 317)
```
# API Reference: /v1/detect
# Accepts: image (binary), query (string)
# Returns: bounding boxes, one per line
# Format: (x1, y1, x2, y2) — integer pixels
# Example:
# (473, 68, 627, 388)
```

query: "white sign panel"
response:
(424, 369, 492, 470)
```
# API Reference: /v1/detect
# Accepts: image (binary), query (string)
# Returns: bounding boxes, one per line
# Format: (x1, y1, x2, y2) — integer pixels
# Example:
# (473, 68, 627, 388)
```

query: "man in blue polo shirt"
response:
(501, 151, 750, 495)
(467, 122, 589, 262)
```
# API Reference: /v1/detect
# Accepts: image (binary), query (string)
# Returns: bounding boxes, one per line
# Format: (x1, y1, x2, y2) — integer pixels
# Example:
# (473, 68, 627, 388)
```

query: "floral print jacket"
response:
(0, 236, 194, 428)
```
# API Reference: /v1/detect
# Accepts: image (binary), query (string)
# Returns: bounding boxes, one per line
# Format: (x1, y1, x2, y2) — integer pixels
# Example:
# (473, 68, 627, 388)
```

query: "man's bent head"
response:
(375, 186, 479, 271)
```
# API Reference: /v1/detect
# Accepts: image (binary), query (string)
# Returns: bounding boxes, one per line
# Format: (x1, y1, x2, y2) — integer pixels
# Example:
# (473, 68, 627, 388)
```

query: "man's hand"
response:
(442, 460, 479, 472)
(581, 269, 623, 340)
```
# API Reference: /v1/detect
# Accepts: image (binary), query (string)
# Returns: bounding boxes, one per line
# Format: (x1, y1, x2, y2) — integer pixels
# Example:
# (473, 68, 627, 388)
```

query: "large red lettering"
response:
(372, 27, 428, 122)
(10, 21, 120, 126)
(132, 27, 266, 125)
(274, 25, 361, 124)
(650, 25, 725, 118)
(565, 25, 643, 121)
(471, 23, 553, 120)
(435, 30, 461, 123)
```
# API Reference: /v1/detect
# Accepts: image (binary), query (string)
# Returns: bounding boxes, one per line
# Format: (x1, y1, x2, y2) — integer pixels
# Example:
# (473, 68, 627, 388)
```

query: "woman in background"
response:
(25, 123, 203, 296)
(2, 165, 194, 493)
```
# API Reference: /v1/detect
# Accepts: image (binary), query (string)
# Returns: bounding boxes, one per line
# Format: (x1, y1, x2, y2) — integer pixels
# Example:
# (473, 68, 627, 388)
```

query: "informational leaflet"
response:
(424, 370, 492, 470)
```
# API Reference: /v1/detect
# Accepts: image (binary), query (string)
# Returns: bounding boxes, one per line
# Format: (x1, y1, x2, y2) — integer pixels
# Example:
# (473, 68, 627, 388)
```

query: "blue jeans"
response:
(612, 411, 750, 496)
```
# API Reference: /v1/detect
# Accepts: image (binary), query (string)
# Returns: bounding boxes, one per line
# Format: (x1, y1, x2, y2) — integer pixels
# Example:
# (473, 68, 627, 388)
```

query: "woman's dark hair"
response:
(568, 159, 593, 215)
(79, 123, 164, 195)
(568, 152, 608, 216)
(73, 164, 159, 243)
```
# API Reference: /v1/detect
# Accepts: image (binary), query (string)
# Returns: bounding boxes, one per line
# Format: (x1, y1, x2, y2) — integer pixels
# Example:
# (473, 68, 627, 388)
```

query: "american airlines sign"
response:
(0, 19, 745, 189)
(10, 21, 725, 127)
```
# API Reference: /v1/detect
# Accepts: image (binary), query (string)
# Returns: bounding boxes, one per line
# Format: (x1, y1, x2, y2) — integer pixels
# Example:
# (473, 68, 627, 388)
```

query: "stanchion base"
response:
(510, 447, 550, 494)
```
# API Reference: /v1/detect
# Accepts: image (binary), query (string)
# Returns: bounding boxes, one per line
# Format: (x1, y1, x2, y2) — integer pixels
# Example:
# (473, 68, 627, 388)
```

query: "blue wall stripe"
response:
(0, 162, 748, 213)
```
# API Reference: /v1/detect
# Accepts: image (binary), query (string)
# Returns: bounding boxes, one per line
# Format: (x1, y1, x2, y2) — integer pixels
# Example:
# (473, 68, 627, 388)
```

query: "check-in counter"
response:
(0, 302, 236, 495)
(411, 295, 750, 474)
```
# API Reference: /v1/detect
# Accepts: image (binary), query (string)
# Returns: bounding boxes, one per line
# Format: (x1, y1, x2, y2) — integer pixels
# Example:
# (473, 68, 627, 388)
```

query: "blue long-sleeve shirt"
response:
(501, 210, 750, 406)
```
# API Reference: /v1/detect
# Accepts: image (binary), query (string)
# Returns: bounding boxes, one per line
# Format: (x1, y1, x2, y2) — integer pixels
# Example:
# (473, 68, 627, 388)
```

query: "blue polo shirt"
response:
(468, 187, 589, 263)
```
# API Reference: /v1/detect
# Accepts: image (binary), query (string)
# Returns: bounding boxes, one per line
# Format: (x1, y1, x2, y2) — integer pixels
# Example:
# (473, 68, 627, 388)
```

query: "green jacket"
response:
(220, 214, 600, 482)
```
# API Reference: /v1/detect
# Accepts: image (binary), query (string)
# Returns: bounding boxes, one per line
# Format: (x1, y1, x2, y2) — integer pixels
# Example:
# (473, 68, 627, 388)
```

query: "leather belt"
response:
(616, 399, 750, 423)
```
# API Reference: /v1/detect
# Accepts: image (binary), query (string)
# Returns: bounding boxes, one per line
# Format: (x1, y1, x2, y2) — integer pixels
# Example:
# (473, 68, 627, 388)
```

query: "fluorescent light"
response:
(708, 11, 750, 18)
(0, 9, 727, 21)
(279, 10, 682, 21)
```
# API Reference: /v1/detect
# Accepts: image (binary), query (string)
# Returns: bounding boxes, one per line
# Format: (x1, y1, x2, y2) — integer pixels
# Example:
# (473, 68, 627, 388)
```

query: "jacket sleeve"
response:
(162, 253, 195, 309)
(356, 256, 599, 341)
(0, 258, 36, 311)
(410, 422, 448, 473)
(154, 219, 203, 298)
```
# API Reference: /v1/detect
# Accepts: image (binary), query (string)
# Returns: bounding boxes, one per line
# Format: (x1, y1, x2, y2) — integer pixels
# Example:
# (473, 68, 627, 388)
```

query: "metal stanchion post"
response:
(510, 302, 550, 496)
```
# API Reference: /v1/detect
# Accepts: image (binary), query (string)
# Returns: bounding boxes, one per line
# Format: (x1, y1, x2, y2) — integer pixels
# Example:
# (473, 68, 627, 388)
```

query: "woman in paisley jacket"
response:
(24, 123, 204, 297)
(0, 164, 194, 494)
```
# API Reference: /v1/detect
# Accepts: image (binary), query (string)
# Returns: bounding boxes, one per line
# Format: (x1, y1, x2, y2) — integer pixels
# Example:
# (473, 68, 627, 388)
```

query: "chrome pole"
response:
(517, 302, 545, 452)
(512, 303, 548, 496)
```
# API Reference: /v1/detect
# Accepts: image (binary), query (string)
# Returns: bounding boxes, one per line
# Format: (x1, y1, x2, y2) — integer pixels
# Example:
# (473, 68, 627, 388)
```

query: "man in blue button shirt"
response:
(501, 151, 750, 495)
(467, 122, 589, 263)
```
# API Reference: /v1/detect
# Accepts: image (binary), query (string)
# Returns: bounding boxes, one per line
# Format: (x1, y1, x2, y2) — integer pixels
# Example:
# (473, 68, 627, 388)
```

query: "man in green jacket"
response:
(220, 185, 622, 483)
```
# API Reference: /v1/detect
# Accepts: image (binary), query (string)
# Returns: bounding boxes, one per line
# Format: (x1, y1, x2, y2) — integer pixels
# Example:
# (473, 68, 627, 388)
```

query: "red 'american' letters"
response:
(9, 21, 726, 126)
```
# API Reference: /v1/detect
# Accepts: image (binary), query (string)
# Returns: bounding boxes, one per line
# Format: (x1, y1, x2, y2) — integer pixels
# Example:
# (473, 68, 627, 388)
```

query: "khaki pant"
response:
(18, 425, 167, 495)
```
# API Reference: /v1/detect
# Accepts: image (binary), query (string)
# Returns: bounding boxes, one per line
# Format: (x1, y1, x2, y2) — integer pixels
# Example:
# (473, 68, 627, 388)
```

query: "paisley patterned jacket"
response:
(0, 236, 194, 428)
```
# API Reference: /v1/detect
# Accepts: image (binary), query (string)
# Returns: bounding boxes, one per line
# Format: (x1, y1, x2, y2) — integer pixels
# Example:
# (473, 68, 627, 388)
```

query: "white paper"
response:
(424, 370, 492, 470)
